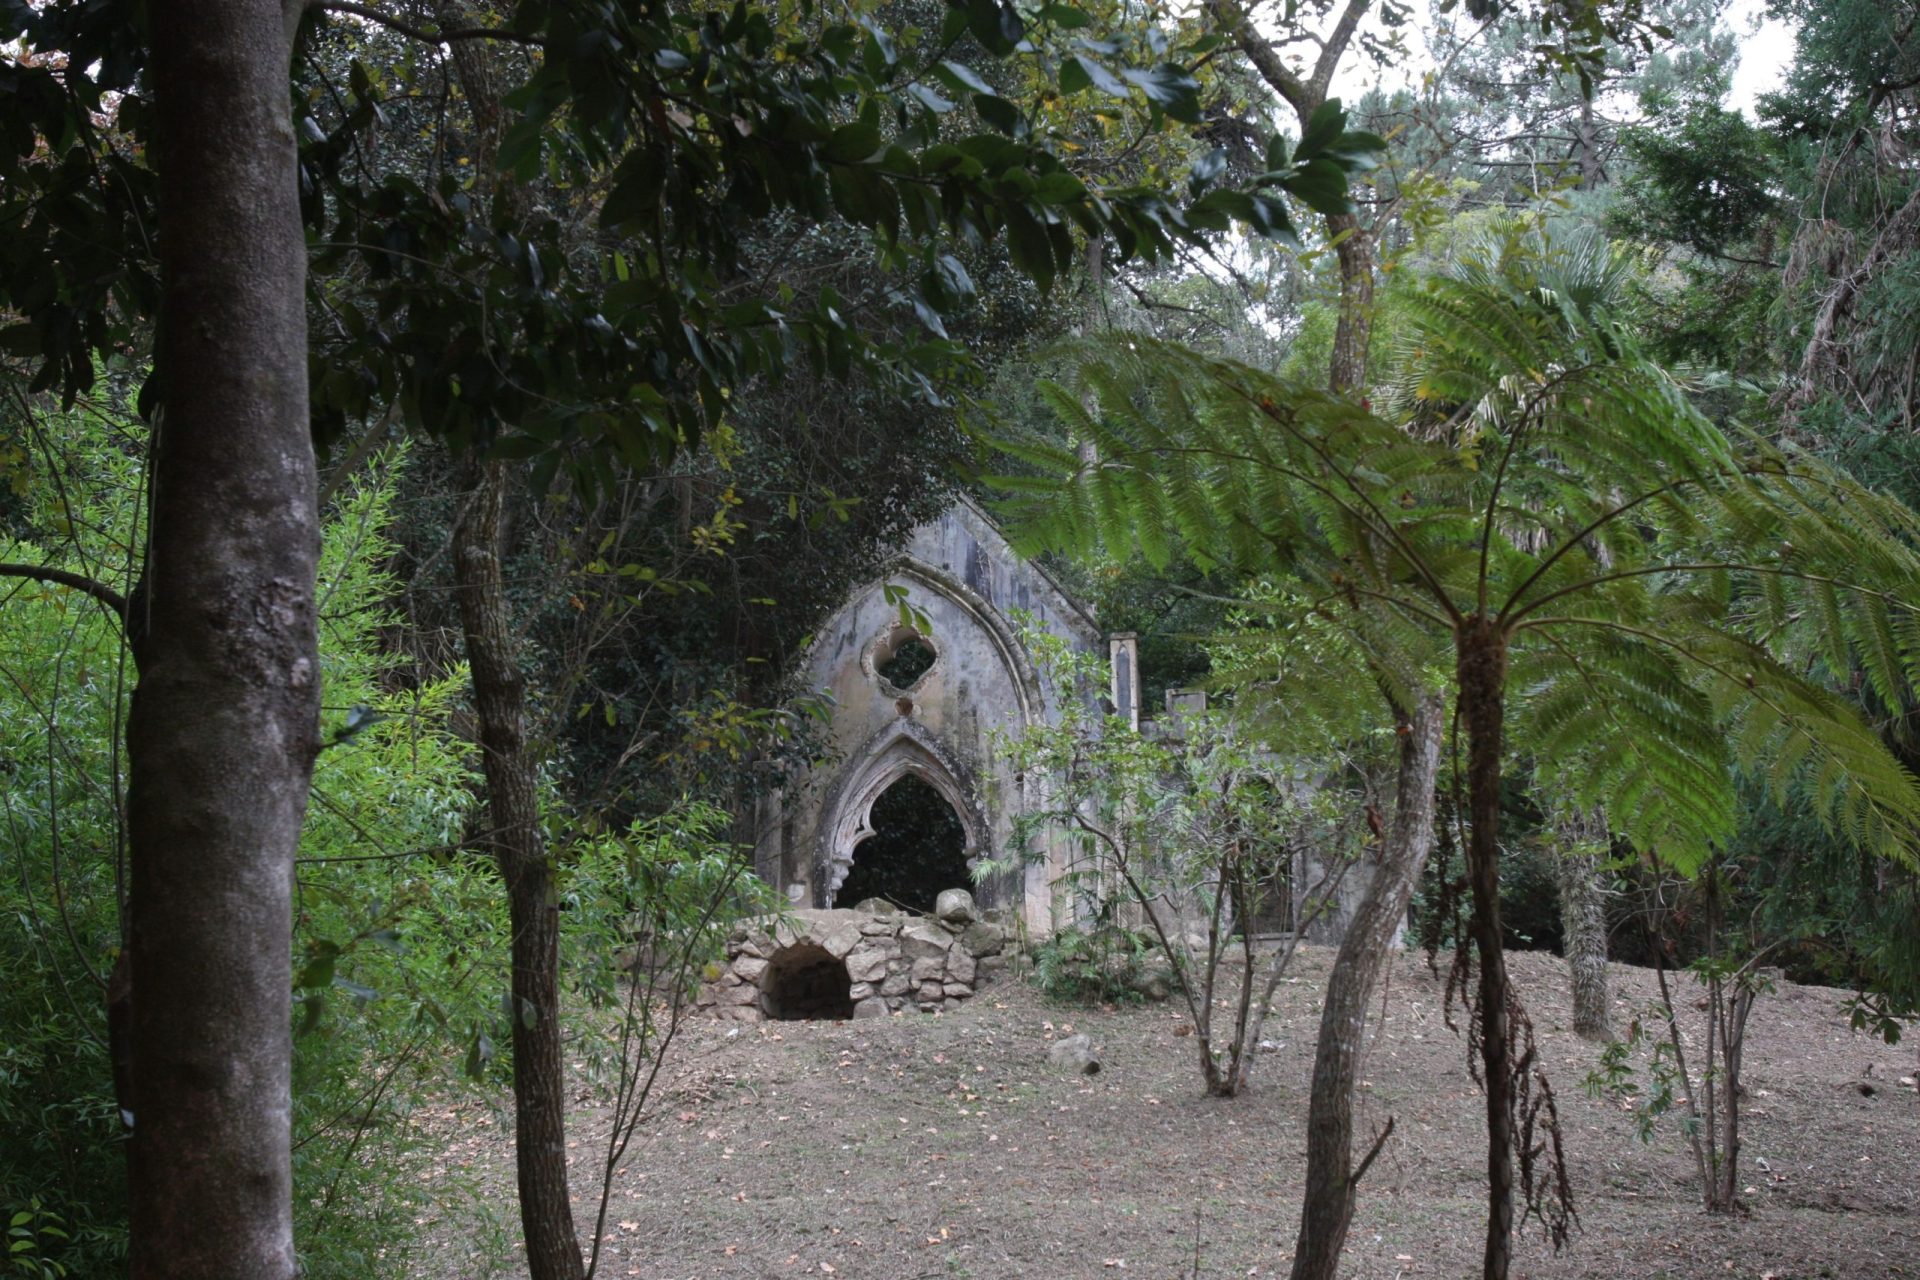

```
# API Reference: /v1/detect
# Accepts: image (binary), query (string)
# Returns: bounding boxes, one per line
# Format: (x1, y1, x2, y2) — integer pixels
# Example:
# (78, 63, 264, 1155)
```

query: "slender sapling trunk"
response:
(453, 463, 587, 1280)
(1289, 692, 1443, 1280)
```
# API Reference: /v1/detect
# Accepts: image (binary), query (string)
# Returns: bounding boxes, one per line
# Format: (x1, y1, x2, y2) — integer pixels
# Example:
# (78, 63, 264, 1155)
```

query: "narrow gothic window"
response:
(834, 774, 970, 914)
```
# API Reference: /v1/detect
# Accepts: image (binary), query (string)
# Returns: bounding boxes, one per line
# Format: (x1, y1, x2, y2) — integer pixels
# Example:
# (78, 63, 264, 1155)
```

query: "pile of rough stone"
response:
(697, 888, 1008, 1022)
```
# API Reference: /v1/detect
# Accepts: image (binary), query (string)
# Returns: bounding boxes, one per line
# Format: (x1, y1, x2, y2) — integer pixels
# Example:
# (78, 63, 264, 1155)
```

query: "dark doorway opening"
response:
(761, 942, 854, 1020)
(833, 774, 971, 915)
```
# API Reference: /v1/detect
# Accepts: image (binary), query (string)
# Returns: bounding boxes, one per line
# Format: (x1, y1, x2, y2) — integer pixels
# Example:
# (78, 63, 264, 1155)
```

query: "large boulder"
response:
(899, 920, 955, 961)
(946, 946, 976, 985)
(844, 945, 890, 985)
(1128, 966, 1174, 1002)
(730, 955, 769, 984)
(910, 955, 946, 983)
(814, 917, 865, 960)
(960, 920, 1005, 957)
(1046, 1033, 1101, 1075)
(934, 888, 978, 929)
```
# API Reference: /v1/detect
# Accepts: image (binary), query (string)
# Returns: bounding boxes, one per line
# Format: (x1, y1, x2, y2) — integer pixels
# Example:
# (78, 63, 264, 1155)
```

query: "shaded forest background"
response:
(4, 1, 1920, 1277)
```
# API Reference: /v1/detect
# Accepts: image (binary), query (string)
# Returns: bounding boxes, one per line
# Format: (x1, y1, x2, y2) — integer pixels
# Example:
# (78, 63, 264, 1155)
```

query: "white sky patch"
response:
(1297, 0, 1798, 117)
(1725, 0, 1793, 118)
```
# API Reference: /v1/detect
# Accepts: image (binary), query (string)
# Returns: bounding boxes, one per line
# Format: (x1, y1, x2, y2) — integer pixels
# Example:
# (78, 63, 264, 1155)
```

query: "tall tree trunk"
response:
(435, 19, 585, 1278)
(1552, 96, 1610, 1049)
(129, 5, 316, 1277)
(1327, 212, 1375, 394)
(1575, 97, 1603, 191)
(1289, 692, 1443, 1280)
(1555, 809, 1611, 1040)
(1208, 0, 1376, 393)
(452, 463, 586, 1280)
(1457, 617, 1514, 1280)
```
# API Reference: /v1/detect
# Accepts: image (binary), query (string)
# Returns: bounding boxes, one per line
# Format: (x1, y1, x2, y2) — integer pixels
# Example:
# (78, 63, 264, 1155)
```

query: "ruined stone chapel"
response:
(713, 497, 1378, 1022)
(747, 496, 1128, 939)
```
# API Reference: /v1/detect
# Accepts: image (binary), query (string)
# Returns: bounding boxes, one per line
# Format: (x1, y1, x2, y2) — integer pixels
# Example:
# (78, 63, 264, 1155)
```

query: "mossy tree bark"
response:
(1555, 809, 1612, 1041)
(129, 4, 317, 1275)
(1325, 210, 1376, 393)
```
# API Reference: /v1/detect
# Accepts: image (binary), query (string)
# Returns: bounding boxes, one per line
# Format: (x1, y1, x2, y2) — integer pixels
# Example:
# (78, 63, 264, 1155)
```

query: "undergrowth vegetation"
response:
(0, 416, 765, 1277)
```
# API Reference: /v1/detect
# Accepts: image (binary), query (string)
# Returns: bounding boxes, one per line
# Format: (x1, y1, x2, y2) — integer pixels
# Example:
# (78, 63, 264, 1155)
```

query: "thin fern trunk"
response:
(1556, 809, 1611, 1040)
(1459, 617, 1515, 1280)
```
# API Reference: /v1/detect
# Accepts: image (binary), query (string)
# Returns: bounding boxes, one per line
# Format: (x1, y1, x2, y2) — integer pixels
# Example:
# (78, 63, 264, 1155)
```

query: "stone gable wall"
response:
(753, 500, 1105, 935)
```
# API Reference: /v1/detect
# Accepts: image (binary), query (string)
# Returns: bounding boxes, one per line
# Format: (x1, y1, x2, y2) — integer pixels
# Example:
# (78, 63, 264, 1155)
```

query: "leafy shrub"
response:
(283, 457, 510, 1277)
(0, 404, 144, 1274)
(1028, 925, 1161, 1005)
(0, 429, 501, 1277)
(5, 1199, 74, 1279)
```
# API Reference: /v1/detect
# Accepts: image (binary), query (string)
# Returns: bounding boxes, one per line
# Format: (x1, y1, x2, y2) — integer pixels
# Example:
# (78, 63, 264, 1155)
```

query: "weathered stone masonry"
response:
(726, 498, 1390, 1024)
(696, 889, 1008, 1022)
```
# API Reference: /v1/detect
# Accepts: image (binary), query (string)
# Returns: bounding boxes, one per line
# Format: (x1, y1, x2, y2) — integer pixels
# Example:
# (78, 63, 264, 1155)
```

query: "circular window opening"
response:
(760, 942, 854, 1021)
(875, 628, 937, 690)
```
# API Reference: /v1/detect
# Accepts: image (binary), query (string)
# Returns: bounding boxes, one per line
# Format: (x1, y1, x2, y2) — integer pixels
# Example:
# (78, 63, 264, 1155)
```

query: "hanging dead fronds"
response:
(1443, 943, 1580, 1252)
(1785, 188, 1920, 414)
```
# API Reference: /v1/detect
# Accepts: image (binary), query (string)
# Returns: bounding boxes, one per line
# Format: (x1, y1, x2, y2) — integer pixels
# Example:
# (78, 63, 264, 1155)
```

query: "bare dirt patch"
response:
(414, 946, 1919, 1279)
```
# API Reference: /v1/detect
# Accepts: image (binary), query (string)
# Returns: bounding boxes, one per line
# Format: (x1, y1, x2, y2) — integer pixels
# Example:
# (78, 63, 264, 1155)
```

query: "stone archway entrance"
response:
(816, 723, 988, 911)
(760, 941, 855, 1020)
(832, 774, 971, 915)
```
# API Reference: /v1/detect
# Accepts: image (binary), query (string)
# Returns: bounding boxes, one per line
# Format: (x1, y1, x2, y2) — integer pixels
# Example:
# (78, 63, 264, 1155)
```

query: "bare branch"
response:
(1308, 0, 1372, 108)
(0, 562, 128, 622)
(1207, 0, 1312, 115)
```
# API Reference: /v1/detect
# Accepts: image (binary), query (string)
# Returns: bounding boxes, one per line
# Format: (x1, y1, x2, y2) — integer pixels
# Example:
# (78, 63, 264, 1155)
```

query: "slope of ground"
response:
(413, 946, 1919, 1280)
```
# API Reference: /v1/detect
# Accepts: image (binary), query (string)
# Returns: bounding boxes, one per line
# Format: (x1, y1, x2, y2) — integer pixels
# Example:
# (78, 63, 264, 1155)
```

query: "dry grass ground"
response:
(413, 945, 1919, 1280)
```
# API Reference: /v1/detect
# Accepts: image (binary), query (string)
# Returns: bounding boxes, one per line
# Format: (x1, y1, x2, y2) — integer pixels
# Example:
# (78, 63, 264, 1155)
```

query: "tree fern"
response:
(994, 220, 1920, 1280)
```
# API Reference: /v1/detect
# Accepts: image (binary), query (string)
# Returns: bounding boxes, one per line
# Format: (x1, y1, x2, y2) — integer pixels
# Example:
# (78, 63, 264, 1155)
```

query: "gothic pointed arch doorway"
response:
(816, 723, 988, 912)
(832, 774, 972, 914)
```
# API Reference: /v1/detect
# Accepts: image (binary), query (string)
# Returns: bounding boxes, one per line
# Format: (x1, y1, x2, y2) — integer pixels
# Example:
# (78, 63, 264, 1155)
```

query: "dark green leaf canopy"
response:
(0, 0, 1386, 493)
